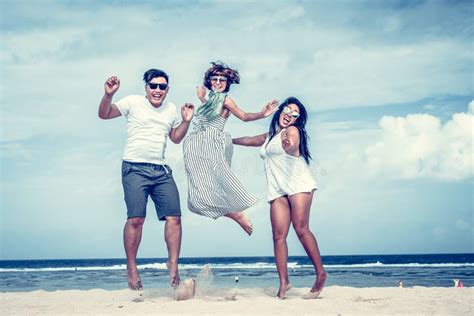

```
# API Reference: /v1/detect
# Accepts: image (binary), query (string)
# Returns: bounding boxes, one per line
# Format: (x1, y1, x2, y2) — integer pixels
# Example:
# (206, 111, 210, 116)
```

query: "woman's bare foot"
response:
(303, 271, 327, 299)
(167, 260, 180, 288)
(276, 283, 292, 299)
(225, 212, 253, 235)
(312, 271, 327, 293)
(127, 266, 143, 290)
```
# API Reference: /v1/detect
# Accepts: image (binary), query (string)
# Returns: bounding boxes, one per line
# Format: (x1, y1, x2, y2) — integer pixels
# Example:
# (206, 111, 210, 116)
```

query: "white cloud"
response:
(366, 102, 474, 181)
(1, 0, 473, 258)
(240, 4, 305, 31)
(305, 41, 472, 107)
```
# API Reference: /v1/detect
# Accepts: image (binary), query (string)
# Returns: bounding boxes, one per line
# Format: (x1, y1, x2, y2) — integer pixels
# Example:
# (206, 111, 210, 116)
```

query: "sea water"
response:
(1, 253, 472, 292)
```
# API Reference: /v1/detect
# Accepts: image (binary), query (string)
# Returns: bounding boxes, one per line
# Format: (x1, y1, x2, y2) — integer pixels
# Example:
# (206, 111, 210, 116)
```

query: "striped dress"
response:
(183, 114, 258, 219)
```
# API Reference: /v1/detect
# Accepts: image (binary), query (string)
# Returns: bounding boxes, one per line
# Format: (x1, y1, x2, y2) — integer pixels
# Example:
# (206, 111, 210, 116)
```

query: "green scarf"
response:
(196, 91, 226, 122)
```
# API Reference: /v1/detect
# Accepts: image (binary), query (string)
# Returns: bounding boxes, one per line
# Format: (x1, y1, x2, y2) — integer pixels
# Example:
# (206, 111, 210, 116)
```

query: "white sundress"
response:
(259, 129, 317, 202)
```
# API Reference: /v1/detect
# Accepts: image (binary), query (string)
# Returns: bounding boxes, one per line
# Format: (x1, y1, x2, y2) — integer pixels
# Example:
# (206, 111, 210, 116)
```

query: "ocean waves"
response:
(1, 260, 473, 273)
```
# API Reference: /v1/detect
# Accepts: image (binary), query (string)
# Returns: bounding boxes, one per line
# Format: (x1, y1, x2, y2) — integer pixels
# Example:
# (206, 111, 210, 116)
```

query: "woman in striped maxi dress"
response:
(183, 61, 278, 235)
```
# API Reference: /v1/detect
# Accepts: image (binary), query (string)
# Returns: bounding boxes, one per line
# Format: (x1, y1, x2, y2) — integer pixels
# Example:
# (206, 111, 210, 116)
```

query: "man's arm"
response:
(98, 76, 122, 120)
(169, 103, 195, 144)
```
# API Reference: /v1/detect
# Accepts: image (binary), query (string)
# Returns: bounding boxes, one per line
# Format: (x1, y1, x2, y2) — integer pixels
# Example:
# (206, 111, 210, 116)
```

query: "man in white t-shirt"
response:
(98, 69, 194, 290)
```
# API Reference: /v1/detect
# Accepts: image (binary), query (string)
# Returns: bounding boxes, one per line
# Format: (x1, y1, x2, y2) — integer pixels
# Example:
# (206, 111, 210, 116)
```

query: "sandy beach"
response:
(2, 286, 472, 315)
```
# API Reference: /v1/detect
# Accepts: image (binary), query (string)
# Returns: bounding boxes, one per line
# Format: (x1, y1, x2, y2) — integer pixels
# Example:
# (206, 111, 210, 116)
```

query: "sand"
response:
(2, 286, 473, 315)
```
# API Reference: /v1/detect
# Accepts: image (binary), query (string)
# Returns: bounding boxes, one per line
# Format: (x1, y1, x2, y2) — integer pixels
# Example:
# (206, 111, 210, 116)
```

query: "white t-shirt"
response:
(115, 95, 181, 165)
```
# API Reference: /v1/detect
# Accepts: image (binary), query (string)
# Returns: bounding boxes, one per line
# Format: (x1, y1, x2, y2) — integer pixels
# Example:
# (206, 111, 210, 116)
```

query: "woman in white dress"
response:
(233, 97, 327, 299)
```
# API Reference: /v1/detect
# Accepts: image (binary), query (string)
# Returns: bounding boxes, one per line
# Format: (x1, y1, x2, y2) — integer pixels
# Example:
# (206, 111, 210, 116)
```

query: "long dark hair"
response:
(203, 61, 240, 93)
(268, 97, 312, 164)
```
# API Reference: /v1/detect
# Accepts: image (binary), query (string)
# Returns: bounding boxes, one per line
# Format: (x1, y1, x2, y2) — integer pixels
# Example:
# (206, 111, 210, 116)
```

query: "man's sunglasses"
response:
(282, 106, 300, 119)
(148, 82, 168, 90)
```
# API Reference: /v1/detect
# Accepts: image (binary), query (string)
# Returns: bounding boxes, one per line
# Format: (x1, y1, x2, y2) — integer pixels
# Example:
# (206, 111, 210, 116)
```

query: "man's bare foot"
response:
(226, 212, 253, 235)
(127, 267, 143, 290)
(167, 260, 180, 288)
(276, 283, 292, 299)
(303, 271, 327, 299)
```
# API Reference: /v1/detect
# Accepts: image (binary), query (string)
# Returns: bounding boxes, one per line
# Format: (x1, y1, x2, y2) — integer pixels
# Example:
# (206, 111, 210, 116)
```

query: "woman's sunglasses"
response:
(210, 76, 228, 83)
(148, 82, 168, 90)
(282, 106, 300, 119)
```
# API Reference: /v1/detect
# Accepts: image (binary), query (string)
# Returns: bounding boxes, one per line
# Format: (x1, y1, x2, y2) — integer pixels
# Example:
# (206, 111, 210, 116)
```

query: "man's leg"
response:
(121, 161, 150, 290)
(165, 216, 182, 287)
(124, 217, 145, 290)
(150, 165, 182, 287)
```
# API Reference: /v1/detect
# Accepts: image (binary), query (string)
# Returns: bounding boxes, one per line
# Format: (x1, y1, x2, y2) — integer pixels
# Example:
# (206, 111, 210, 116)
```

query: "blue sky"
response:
(1, 0, 472, 260)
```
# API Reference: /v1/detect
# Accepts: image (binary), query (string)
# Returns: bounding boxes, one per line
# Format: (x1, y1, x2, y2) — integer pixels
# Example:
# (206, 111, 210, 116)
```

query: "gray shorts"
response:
(121, 161, 181, 220)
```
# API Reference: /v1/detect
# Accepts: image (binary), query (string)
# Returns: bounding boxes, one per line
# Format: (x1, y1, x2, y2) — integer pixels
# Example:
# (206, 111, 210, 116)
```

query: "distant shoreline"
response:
(2, 252, 473, 262)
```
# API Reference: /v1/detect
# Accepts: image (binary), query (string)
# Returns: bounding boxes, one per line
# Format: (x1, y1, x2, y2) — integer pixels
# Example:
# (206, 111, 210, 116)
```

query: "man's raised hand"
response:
(181, 103, 195, 122)
(105, 76, 120, 96)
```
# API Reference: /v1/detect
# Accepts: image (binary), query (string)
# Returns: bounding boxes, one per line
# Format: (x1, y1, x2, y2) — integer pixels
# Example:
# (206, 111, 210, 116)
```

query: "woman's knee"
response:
(272, 229, 288, 242)
(293, 222, 310, 239)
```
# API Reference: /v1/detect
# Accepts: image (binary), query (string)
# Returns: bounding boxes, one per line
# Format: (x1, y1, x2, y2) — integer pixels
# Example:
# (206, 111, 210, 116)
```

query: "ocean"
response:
(1, 253, 472, 292)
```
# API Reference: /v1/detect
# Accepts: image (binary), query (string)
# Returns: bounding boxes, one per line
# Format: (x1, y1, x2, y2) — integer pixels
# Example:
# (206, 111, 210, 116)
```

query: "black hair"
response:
(143, 69, 169, 84)
(268, 97, 312, 164)
(203, 61, 240, 93)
